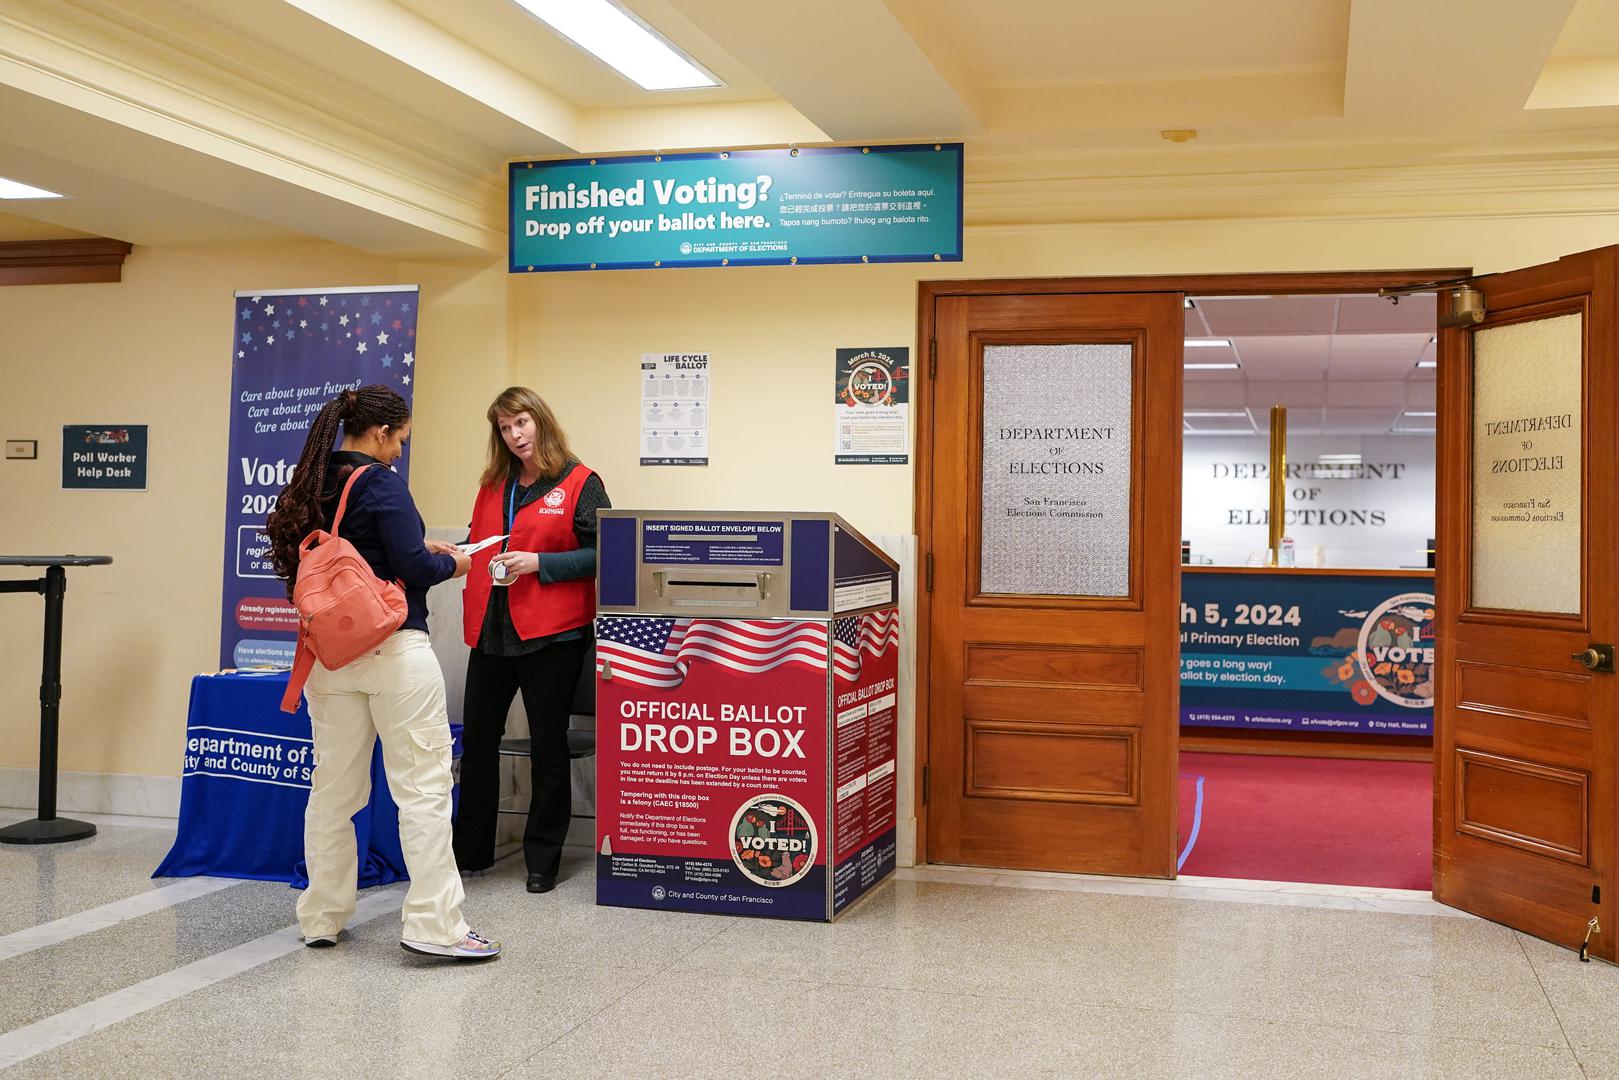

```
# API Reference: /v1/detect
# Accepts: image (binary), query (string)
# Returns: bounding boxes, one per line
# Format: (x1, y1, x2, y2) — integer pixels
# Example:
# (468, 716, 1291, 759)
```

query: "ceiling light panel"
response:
(1185, 339, 1233, 348)
(510, 0, 718, 90)
(0, 176, 63, 199)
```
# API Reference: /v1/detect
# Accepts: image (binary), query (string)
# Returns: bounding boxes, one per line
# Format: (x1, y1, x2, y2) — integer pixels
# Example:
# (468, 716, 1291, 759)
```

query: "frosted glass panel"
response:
(980, 343, 1133, 597)
(1471, 313, 1582, 614)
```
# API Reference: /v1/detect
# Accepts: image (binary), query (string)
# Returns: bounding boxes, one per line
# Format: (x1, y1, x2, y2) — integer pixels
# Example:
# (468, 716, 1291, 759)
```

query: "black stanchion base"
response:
(0, 817, 97, 845)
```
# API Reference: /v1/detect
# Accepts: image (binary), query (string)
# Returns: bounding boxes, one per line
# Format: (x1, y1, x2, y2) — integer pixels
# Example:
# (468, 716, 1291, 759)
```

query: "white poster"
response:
(640, 352, 709, 466)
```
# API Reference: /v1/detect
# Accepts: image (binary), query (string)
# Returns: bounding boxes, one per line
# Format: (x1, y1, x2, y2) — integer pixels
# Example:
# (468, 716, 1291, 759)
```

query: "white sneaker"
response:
(303, 934, 338, 948)
(400, 930, 501, 960)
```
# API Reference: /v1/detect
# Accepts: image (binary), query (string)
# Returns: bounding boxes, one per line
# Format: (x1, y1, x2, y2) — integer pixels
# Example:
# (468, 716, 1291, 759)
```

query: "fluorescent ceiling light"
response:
(1404, 410, 1437, 417)
(0, 176, 63, 199)
(1185, 410, 1249, 418)
(1416, 359, 1437, 368)
(1185, 362, 1240, 370)
(511, 0, 718, 90)
(1318, 454, 1362, 462)
(1185, 339, 1232, 348)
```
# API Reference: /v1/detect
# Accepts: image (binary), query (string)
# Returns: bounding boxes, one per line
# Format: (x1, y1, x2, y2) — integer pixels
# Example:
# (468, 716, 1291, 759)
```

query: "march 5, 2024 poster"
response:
(835, 347, 908, 465)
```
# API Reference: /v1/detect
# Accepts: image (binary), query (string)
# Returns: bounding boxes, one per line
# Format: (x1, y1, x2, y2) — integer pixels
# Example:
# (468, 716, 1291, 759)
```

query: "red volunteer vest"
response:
(462, 463, 596, 648)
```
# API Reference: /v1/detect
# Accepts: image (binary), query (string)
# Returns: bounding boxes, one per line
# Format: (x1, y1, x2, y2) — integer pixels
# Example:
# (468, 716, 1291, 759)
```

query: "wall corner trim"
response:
(0, 238, 133, 286)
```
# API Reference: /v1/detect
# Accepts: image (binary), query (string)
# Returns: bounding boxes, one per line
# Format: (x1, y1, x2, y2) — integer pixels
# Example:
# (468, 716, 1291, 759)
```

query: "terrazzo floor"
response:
(3, 811, 1617, 1078)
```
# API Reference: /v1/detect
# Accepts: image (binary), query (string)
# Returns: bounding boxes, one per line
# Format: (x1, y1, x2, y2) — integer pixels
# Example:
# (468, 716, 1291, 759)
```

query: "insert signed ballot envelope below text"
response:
(457, 535, 507, 556)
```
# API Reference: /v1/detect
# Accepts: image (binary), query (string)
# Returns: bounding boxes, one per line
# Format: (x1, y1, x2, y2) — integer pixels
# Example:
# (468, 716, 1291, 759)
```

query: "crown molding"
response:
(0, 237, 131, 286)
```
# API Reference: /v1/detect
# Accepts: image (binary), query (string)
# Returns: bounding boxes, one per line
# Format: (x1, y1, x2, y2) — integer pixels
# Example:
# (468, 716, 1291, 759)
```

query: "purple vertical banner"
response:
(220, 286, 419, 669)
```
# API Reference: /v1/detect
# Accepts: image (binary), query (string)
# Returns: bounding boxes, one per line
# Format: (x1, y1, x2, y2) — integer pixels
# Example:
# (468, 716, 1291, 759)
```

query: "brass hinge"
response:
(928, 338, 937, 378)
(925, 552, 934, 593)
(923, 763, 931, 805)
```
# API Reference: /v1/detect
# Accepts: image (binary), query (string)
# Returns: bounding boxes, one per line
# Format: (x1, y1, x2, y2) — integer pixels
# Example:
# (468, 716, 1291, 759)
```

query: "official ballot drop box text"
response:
(593, 511, 900, 921)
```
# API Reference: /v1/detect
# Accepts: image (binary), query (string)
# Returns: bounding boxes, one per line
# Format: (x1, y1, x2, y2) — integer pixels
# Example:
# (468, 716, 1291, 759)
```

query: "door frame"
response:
(913, 268, 1471, 867)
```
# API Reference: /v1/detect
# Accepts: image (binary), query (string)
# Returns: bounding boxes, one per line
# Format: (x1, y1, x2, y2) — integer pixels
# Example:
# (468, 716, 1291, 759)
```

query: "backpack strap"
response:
(280, 632, 317, 713)
(329, 463, 377, 538)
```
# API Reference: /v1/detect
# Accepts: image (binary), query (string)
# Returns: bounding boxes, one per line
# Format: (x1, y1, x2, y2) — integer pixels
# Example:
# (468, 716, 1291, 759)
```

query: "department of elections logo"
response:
(730, 794, 816, 888)
(543, 486, 566, 508)
(651, 886, 667, 902)
(679, 242, 693, 255)
(1355, 592, 1436, 709)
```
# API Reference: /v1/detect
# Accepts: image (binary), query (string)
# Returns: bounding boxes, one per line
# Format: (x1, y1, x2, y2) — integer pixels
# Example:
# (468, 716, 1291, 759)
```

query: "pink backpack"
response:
(280, 464, 408, 712)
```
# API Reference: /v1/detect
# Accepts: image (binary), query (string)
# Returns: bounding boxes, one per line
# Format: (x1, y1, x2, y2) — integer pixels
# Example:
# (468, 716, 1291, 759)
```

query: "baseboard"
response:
(0, 768, 180, 819)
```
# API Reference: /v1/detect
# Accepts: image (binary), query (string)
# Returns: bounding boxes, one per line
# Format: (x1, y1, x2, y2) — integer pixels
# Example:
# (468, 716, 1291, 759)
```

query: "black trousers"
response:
(453, 638, 586, 877)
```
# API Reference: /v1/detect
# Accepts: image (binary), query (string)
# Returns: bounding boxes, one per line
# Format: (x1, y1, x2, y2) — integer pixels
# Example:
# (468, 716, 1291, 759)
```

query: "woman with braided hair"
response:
(267, 384, 500, 961)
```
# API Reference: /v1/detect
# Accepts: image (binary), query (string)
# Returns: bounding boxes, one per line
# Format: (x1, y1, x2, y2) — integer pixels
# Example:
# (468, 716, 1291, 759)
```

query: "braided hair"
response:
(266, 384, 410, 597)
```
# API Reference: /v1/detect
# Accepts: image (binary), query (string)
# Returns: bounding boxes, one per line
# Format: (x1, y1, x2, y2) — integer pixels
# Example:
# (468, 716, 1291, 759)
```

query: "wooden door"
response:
(1435, 247, 1619, 959)
(925, 292, 1182, 875)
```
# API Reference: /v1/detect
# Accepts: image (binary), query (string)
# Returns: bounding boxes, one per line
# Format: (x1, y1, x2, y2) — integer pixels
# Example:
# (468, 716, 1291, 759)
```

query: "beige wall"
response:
(4, 212, 1619, 784)
(0, 241, 398, 776)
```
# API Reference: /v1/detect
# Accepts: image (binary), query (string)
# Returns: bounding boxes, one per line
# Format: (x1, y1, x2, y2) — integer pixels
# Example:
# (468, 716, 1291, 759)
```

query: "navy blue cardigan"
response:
(319, 451, 455, 633)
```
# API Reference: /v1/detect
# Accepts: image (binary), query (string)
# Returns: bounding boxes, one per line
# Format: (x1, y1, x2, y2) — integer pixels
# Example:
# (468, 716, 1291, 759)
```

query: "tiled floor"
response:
(2, 811, 1616, 1078)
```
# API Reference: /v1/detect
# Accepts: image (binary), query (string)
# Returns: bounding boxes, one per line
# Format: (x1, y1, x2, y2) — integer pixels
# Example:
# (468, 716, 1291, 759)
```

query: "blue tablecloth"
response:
(154, 671, 457, 887)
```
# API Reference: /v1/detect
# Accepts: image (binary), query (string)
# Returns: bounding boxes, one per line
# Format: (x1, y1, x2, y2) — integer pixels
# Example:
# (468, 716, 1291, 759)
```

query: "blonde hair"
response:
(481, 386, 574, 488)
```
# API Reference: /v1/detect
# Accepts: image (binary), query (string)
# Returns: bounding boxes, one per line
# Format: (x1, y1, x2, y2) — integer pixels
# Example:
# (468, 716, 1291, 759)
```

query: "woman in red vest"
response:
(453, 386, 609, 894)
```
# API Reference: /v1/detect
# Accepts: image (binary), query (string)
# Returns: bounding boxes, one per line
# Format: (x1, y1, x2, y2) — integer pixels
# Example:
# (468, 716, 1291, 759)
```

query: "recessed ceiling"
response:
(1184, 293, 1437, 436)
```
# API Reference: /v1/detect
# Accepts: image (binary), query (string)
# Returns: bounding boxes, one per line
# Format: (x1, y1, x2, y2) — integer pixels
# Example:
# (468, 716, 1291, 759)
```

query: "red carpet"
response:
(1176, 752, 1432, 890)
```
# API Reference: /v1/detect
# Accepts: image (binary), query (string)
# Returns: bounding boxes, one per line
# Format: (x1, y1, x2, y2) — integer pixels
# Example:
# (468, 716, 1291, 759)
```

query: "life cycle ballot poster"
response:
(640, 352, 709, 466)
(834, 347, 909, 465)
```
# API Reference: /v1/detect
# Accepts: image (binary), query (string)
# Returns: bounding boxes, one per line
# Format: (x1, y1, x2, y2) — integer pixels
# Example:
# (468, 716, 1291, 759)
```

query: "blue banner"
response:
(1180, 572, 1435, 736)
(509, 143, 963, 272)
(219, 286, 419, 669)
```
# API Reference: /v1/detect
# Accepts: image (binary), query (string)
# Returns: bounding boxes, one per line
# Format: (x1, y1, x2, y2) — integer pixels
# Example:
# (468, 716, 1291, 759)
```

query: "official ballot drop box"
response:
(593, 510, 900, 921)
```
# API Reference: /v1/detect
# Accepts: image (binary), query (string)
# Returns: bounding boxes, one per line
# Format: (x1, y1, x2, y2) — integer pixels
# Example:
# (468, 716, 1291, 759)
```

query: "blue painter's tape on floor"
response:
(1177, 775, 1206, 873)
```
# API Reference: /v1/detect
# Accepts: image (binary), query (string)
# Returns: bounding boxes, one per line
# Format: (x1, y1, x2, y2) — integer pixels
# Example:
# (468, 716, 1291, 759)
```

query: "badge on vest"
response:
(536, 486, 567, 515)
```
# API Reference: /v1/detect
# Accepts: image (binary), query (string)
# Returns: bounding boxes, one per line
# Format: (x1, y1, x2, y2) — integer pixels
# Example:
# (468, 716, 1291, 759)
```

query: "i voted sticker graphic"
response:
(730, 794, 816, 888)
(1356, 592, 1437, 708)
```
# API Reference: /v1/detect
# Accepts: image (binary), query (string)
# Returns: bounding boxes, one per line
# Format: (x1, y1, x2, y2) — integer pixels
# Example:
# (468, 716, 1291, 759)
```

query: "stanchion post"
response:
(0, 559, 99, 845)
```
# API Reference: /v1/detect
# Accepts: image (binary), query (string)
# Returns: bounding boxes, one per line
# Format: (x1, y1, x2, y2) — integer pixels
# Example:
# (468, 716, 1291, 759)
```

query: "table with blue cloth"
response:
(154, 671, 459, 887)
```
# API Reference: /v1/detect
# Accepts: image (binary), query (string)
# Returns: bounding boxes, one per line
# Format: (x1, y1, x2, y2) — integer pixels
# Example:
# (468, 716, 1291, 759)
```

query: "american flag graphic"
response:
(832, 609, 901, 681)
(597, 618, 830, 687)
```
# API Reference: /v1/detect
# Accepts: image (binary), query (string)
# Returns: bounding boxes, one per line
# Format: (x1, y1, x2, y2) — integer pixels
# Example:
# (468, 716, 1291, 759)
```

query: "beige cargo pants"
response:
(296, 629, 470, 946)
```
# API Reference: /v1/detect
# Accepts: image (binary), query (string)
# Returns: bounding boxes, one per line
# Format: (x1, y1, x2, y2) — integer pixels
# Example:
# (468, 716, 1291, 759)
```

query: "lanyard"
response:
(501, 479, 520, 553)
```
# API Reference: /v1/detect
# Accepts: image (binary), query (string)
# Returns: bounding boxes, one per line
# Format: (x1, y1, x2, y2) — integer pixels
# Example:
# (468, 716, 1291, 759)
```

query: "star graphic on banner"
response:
(403, 351, 414, 366)
(381, 354, 392, 367)
(392, 319, 402, 330)
(360, 296, 370, 306)
(251, 295, 262, 303)
(285, 330, 295, 341)
(239, 308, 250, 320)
(377, 330, 389, 345)
(356, 341, 367, 354)
(238, 350, 245, 358)
(299, 319, 308, 329)
(264, 335, 276, 346)
(401, 302, 411, 313)
(370, 313, 382, 326)
(319, 296, 328, 306)
(402, 374, 411, 385)
(297, 297, 308, 307)
(266, 304, 276, 315)
(320, 322, 329, 332)
(272, 319, 280, 329)
(339, 314, 349, 326)
(240, 331, 251, 344)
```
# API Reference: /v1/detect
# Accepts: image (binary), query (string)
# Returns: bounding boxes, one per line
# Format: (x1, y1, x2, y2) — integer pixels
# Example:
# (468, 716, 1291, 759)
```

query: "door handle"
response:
(1572, 644, 1616, 673)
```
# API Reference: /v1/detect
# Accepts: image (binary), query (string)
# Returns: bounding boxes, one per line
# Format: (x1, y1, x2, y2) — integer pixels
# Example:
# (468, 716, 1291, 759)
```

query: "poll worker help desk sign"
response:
(510, 144, 963, 272)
